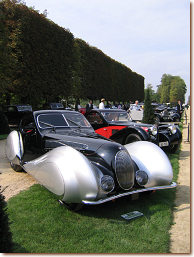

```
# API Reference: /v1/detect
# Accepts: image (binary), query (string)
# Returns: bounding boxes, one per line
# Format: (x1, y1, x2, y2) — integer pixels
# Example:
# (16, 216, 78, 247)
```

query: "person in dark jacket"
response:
(177, 100, 183, 117)
(86, 100, 93, 113)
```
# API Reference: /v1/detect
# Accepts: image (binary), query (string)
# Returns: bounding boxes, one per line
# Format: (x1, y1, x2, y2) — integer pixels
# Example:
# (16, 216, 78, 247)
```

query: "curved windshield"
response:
(102, 111, 130, 122)
(37, 112, 91, 129)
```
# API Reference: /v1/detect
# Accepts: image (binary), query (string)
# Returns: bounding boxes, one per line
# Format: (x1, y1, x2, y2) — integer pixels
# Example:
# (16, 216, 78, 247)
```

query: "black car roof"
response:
(34, 110, 78, 115)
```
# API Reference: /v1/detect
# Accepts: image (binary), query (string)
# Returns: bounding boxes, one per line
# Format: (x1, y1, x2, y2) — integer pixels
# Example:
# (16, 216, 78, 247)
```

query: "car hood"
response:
(44, 130, 119, 153)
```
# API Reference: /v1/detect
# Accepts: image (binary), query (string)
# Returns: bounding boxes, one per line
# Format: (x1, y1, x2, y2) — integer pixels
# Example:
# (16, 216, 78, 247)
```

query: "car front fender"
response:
(23, 146, 99, 203)
(124, 141, 173, 187)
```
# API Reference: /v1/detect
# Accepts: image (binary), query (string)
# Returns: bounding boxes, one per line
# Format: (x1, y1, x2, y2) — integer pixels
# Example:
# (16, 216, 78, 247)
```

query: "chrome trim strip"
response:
(82, 182, 177, 205)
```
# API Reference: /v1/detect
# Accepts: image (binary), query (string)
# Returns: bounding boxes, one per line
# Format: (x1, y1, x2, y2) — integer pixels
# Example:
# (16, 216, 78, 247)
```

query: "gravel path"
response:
(0, 112, 191, 252)
(169, 108, 191, 253)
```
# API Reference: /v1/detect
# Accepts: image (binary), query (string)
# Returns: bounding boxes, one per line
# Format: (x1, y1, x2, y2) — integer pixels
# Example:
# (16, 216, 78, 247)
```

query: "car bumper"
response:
(158, 132, 182, 147)
(82, 182, 177, 205)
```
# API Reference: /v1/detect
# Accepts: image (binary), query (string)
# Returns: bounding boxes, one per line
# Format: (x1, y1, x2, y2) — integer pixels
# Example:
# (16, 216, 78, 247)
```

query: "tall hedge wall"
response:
(0, 0, 144, 107)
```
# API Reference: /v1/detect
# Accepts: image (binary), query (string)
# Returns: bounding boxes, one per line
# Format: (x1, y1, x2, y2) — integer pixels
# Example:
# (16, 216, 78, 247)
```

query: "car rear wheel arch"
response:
(124, 133, 143, 144)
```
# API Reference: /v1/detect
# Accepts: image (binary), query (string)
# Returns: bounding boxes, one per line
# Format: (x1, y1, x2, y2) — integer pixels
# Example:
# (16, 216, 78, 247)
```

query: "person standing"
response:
(177, 100, 183, 117)
(99, 98, 105, 109)
(86, 100, 93, 113)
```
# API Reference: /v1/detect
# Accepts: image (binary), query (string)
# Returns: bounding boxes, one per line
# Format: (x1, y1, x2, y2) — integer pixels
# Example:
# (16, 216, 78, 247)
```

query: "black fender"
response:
(158, 128, 182, 145)
(110, 126, 149, 145)
(171, 113, 180, 121)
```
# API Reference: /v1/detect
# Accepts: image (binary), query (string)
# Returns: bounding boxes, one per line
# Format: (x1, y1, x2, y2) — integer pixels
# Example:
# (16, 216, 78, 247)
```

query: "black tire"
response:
(61, 201, 83, 211)
(167, 143, 180, 154)
(125, 133, 142, 144)
(10, 162, 23, 172)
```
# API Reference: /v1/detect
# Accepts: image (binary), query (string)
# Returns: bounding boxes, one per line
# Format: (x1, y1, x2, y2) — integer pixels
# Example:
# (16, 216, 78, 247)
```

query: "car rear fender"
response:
(6, 130, 24, 165)
(23, 146, 99, 203)
(110, 127, 149, 144)
(124, 141, 173, 188)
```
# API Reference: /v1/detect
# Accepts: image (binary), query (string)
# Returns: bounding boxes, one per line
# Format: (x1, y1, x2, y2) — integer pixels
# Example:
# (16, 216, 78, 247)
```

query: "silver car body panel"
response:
(23, 146, 99, 203)
(124, 141, 173, 187)
(6, 131, 24, 165)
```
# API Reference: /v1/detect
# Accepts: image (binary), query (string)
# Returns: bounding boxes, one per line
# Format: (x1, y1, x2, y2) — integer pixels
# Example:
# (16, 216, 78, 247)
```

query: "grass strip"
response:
(6, 150, 179, 254)
(0, 134, 8, 140)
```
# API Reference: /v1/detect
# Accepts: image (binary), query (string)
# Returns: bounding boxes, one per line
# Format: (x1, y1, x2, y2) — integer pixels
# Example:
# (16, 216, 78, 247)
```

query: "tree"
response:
(144, 84, 159, 102)
(157, 74, 187, 104)
(142, 86, 155, 124)
(169, 76, 187, 103)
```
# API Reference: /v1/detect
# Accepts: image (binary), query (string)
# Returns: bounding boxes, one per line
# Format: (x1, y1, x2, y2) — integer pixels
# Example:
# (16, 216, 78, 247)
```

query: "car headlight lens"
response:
(100, 175, 115, 193)
(169, 125, 177, 134)
(135, 170, 148, 186)
(150, 126, 157, 136)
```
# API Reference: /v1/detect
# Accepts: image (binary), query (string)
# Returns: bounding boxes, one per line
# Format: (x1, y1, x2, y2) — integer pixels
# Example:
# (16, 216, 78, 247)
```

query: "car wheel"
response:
(10, 162, 23, 172)
(125, 133, 142, 144)
(167, 143, 180, 154)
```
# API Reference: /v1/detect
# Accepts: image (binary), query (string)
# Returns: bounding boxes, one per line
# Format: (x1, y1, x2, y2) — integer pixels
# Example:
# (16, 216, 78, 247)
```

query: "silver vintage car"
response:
(6, 110, 176, 210)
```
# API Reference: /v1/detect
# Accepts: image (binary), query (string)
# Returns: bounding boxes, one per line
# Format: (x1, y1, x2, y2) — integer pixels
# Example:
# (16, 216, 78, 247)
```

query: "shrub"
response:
(0, 111, 10, 134)
(0, 187, 13, 252)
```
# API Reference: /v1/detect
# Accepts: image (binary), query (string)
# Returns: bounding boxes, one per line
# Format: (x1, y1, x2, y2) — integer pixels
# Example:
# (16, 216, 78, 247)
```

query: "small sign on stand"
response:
(121, 211, 144, 221)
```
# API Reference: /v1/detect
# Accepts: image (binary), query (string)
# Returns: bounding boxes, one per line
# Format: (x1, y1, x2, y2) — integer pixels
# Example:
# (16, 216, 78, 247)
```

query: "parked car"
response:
(6, 110, 176, 210)
(3, 105, 32, 127)
(85, 109, 182, 153)
(154, 106, 180, 123)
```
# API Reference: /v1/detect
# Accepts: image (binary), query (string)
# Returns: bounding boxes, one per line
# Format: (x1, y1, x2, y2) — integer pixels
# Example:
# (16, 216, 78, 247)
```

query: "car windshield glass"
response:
(64, 112, 91, 127)
(37, 112, 91, 129)
(102, 112, 129, 122)
(38, 114, 68, 129)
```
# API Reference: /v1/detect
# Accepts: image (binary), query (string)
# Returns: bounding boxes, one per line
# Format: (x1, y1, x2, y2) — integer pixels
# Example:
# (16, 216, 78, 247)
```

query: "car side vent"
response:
(115, 150, 134, 190)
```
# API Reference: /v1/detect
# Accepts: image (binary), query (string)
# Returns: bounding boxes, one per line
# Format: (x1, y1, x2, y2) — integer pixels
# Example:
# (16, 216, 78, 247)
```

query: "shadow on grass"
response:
(12, 243, 29, 253)
(72, 189, 177, 221)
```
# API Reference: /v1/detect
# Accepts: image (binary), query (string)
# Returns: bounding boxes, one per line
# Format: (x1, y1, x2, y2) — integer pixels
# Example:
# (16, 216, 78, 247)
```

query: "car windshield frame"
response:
(101, 111, 130, 122)
(37, 112, 92, 130)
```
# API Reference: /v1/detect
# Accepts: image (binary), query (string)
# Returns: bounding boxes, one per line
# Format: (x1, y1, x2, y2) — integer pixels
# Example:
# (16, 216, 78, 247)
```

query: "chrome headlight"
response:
(135, 170, 148, 186)
(150, 126, 157, 136)
(169, 125, 177, 134)
(100, 175, 115, 193)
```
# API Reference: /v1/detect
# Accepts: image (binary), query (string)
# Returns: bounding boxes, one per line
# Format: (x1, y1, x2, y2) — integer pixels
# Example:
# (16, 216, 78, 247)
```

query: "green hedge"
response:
(0, 0, 144, 107)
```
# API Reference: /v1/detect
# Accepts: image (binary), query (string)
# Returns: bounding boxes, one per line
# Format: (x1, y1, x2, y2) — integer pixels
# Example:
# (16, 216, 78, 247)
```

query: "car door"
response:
(19, 115, 39, 153)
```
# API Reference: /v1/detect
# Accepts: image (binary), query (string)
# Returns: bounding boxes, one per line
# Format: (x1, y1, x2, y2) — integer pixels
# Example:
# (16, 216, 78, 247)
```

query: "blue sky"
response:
(24, 0, 190, 102)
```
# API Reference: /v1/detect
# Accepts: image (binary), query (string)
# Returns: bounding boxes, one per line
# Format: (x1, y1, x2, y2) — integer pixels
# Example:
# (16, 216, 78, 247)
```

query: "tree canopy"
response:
(0, 0, 144, 108)
(157, 74, 187, 103)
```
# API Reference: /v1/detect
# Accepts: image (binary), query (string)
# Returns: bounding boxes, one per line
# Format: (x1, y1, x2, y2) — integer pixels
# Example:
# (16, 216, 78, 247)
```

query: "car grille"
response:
(115, 150, 134, 190)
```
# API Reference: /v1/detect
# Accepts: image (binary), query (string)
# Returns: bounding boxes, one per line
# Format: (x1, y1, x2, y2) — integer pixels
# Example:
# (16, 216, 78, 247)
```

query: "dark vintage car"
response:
(3, 104, 32, 127)
(6, 110, 176, 210)
(154, 106, 181, 123)
(85, 109, 182, 153)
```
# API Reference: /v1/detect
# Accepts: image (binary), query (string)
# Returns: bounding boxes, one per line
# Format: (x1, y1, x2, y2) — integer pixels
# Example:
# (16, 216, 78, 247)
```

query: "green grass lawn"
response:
(6, 150, 179, 254)
(0, 134, 7, 140)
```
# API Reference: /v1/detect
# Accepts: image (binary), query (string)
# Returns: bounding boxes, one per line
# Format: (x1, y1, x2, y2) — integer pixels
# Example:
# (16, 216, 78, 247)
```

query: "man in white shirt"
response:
(99, 98, 105, 109)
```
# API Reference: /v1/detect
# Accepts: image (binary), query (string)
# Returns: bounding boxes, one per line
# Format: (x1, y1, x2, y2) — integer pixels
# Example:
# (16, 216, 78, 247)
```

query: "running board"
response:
(82, 182, 177, 205)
